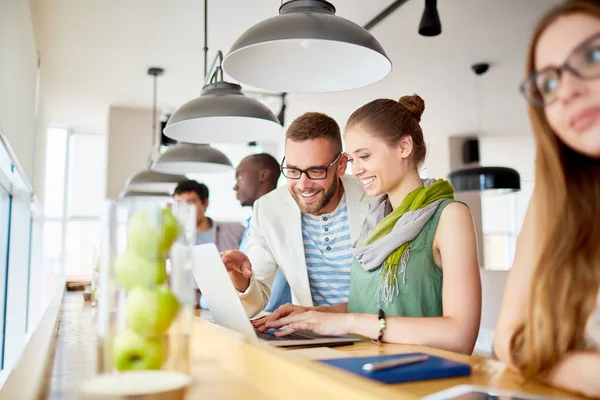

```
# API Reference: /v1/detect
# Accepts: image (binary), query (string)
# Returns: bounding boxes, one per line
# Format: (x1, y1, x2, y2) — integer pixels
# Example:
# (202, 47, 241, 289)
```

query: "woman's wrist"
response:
(346, 313, 380, 339)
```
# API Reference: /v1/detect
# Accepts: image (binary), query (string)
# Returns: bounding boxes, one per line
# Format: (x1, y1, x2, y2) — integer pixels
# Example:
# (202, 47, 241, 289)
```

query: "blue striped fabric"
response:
(302, 195, 353, 306)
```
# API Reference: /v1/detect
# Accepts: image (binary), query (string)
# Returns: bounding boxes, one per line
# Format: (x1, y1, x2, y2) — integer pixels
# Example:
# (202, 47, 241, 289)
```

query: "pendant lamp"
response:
(123, 67, 186, 193)
(164, 50, 281, 144)
(449, 166, 520, 193)
(222, 0, 392, 93)
(448, 64, 521, 193)
(119, 188, 172, 199)
(418, 0, 442, 37)
(152, 143, 232, 174)
(124, 169, 185, 193)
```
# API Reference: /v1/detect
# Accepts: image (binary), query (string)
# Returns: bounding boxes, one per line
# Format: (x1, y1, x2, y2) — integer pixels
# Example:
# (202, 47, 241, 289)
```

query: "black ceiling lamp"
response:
(448, 147, 521, 193)
(448, 63, 521, 193)
(419, 0, 442, 37)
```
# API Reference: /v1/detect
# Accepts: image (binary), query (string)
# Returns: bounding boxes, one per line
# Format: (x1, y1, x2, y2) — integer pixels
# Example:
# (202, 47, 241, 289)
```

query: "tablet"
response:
(422, 385, 567, 400)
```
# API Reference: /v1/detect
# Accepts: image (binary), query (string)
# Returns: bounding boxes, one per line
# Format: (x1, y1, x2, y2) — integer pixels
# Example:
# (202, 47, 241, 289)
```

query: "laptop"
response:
(191, 243, 360, 348)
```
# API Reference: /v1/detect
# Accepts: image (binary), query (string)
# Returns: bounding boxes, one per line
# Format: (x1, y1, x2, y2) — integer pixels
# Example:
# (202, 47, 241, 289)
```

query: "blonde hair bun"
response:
(398, 94, 425, 123)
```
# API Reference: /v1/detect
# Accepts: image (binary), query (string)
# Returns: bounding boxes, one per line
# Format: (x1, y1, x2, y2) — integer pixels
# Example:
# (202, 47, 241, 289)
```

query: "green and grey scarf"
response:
(350, 178, 454, 305)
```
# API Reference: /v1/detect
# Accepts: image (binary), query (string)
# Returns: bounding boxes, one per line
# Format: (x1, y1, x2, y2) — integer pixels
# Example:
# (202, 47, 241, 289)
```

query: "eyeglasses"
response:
(520, 32, 600, 107)
(280, 153, 342, 180)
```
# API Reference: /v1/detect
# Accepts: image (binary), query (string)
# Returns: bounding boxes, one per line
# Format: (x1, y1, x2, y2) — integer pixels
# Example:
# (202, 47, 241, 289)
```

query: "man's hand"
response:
(220, 250, 253, 292)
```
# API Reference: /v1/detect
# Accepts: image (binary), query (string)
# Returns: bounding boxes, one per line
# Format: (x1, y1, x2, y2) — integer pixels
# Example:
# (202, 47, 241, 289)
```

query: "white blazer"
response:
(240, 174, 373, 317)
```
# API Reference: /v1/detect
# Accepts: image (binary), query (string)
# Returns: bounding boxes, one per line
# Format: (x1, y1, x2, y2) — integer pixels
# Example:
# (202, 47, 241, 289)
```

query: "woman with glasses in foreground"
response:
(494, 0, 600, 397)
(256, 94, 482, 355)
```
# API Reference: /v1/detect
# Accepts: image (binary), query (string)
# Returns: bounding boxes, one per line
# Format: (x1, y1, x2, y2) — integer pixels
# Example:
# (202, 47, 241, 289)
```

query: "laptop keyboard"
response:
(255, 329, 313, 341)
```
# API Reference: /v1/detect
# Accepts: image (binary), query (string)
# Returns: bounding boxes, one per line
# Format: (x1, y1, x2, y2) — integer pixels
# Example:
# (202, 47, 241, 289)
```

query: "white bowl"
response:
(80, 370, 193, 400)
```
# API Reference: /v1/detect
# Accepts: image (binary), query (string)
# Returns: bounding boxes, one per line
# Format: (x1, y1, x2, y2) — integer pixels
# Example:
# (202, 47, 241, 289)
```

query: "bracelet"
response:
(373, 309, 386, 345)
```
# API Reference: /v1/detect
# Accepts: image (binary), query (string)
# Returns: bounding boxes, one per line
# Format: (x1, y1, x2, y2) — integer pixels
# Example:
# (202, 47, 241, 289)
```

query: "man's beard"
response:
(290, 173, 339, 215)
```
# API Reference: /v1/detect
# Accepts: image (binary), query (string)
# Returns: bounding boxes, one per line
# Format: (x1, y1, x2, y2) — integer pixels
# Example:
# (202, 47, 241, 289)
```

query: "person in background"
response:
(220, 112, 373, 318)
(494, 1, 600, 397)
(174, 179, 245, 249)
(173, 179, 245, 309)
(233, 153, 292, 312)
(258, 94, 481, 356)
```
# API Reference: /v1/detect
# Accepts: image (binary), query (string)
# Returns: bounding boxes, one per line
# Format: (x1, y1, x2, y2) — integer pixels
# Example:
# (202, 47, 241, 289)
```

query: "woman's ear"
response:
(396, 135, 414, 160)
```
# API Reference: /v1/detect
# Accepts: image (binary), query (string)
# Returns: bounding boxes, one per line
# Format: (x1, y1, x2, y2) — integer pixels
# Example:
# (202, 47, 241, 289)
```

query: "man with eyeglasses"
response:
(220, 112, 373, 318)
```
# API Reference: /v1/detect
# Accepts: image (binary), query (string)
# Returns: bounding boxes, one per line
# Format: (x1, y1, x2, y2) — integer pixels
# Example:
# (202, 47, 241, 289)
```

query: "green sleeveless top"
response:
(347, 199, 454, 317)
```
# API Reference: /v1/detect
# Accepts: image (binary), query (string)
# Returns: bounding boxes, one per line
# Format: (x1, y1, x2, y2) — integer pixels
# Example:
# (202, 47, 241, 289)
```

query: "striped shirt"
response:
(302, 195, 353, 306)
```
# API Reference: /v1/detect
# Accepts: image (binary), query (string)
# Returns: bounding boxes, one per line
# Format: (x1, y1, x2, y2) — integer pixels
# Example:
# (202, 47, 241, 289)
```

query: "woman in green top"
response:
(256, 94, 482, 355)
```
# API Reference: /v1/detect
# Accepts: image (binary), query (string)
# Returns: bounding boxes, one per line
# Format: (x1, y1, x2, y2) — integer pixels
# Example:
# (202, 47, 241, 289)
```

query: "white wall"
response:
(0, 0, 38, 184)
(106, 106, 155, 199)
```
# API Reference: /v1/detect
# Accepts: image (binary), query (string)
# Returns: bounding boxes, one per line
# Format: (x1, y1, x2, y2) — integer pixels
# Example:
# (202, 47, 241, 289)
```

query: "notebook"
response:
(320, 352, 472, 384)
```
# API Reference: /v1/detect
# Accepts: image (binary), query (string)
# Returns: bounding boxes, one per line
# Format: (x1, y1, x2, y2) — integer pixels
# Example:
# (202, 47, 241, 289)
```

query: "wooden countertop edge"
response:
(0, 284, 65, 400)
(191, 316, 418, 400)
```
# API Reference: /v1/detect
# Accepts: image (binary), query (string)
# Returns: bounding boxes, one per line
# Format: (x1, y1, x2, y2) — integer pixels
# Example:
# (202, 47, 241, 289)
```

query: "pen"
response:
(362, 354, 429, 372)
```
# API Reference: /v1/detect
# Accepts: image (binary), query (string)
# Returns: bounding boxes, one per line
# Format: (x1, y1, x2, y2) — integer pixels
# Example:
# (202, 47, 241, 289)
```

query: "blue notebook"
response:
(320, 352, 472, 384)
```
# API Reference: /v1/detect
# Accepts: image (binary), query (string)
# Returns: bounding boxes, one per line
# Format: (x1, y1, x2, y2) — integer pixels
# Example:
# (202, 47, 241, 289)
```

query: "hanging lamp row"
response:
(123, 0, 412, 194)
(163, 0, 398, 146)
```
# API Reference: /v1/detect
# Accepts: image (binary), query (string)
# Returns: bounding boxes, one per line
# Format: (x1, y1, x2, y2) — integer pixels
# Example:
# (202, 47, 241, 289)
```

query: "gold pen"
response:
(362, 354, 429, 372)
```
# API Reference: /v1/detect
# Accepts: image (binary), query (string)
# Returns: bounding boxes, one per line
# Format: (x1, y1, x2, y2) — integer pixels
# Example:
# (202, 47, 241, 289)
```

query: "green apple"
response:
(115, 250, 167, 291)
(127, 206, 180, 258)
(112, 329, 166, 371)
(94, 259, 100, 272)
(125, 285, 180, 338)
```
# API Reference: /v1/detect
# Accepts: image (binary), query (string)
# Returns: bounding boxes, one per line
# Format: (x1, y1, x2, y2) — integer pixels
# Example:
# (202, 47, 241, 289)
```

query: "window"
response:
(43, 129, 106, 281)
(481, 191, 519, 270)
(0, 186, 10, 368)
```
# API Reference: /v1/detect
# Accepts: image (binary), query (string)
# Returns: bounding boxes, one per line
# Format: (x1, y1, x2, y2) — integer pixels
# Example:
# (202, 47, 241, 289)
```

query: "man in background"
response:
(233, 153, 291, 312)
(173, 179, 245, 250)
(174, 179, 245, 309)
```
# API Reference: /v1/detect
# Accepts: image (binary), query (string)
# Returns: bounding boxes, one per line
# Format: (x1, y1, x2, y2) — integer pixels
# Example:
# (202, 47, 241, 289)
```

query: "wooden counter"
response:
(0, 293, 585, 399)
(189, 316, 584, 400)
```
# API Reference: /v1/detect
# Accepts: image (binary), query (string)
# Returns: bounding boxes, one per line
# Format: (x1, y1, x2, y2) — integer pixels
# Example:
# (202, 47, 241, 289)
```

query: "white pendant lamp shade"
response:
(119, 189, 172, 199)
(151, 143, 233, 174)
(222, 0, 392, 93)
(163, 82, 282, 144)
(124, 169, 186, 193)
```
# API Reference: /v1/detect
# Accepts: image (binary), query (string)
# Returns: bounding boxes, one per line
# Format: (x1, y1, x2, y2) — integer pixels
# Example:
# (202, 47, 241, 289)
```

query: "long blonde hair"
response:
(510, 0, 600, 379)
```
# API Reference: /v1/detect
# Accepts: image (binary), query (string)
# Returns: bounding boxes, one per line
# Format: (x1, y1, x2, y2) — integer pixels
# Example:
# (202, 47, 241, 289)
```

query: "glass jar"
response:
(95, 198, 196, 375)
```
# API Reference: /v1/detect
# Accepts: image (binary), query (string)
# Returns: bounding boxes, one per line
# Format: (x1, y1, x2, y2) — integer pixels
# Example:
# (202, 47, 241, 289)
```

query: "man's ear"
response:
(337, 153, 348, 177)
(258, 168, 269, 182)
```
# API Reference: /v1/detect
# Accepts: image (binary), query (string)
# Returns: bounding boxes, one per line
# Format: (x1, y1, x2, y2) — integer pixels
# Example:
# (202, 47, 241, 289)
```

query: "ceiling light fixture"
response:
(222, 0, 392, 93)
(124, 67, 186, 194)
(152, 143, 232, 174)
(163, 0, 281, 144)
(124, 169, 185, 193)
(418, 0, 442, 37)
(119, 188, 173, 199)
(163, 59, 282, 143)
(448, 63, 521, 193)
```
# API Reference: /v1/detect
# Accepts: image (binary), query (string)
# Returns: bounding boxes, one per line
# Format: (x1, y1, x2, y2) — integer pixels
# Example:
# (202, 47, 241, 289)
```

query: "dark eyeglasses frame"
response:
(280, 152, 342, 180)
(520, 32, 600, 108)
